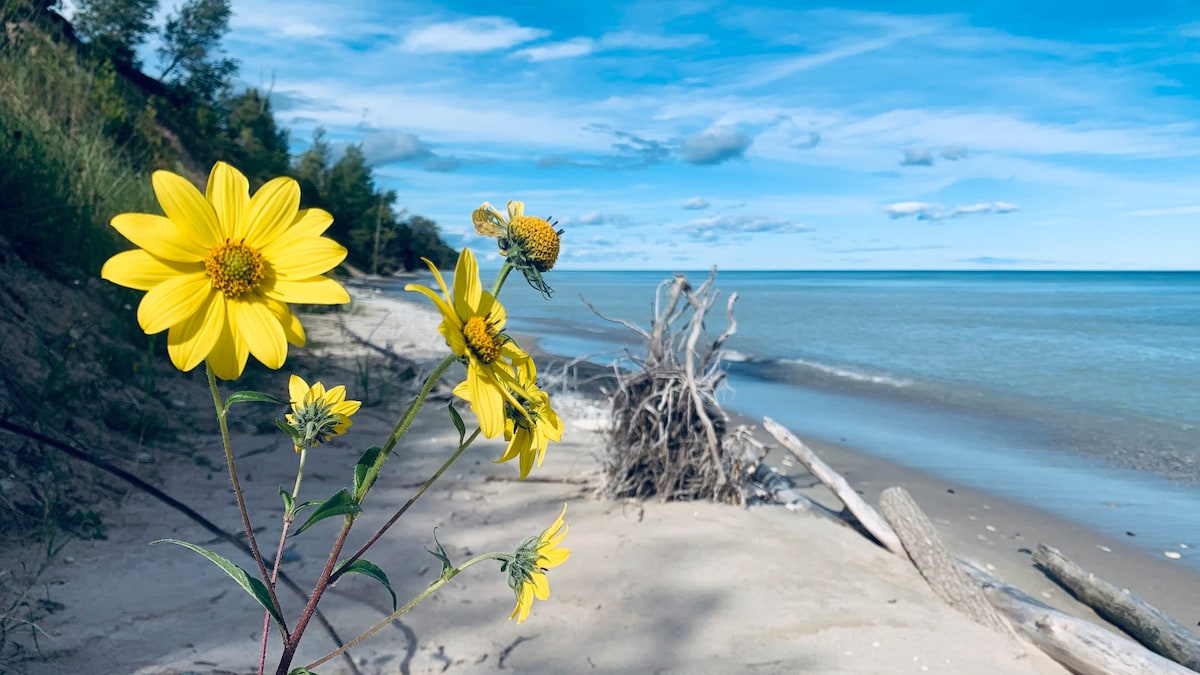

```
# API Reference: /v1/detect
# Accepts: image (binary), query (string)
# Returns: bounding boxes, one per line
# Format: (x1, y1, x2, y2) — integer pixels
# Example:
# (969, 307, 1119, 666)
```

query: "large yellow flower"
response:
(507, 504, 570, 623)
(285, 375, 362, 450)
(405, 248, 529, 438)
(100, 162, 349, 380)
(455, 356, 561, 479)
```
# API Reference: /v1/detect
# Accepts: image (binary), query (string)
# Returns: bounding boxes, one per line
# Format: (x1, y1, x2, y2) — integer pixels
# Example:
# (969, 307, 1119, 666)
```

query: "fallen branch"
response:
(762, 417, 904, 556)
(1033, 544, 1200, 671)
(880, 486, 1016, 639)
(961, 560, 1195, 675)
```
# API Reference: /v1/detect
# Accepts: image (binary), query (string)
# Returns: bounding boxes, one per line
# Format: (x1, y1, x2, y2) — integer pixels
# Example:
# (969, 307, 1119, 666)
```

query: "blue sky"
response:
(145, 1, 1200, 269)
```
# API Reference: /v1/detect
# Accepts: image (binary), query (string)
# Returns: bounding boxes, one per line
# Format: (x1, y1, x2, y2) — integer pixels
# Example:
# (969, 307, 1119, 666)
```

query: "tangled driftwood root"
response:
(591, 268, 745, 504)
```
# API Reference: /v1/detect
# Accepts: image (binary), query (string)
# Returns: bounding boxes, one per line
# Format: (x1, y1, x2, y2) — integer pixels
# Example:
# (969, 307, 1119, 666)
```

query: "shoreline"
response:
(357, 280, 1200, 631)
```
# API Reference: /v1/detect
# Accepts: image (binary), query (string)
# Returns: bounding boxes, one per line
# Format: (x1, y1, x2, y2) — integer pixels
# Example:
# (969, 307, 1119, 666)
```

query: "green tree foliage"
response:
(291, 129, 457, 273)
(156, 0, 237, 104)
(220, 88, 289, 187)
(72, 0, 158, 66)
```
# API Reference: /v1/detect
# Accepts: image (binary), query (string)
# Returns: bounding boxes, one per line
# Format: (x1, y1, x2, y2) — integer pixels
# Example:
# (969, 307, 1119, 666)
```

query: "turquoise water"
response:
(387, 269, 1200, 565)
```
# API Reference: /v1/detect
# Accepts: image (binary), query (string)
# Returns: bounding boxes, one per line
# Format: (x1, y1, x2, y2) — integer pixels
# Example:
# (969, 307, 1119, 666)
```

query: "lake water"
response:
(387, 269, 1200, 567)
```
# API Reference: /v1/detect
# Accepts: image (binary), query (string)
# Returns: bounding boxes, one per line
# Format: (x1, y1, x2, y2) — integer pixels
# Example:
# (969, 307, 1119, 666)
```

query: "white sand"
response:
(8, 286, 1080, 674)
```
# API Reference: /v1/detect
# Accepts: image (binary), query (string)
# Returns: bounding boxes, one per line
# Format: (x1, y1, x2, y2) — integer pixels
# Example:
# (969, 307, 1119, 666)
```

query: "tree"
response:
(72, 0, 158, 66)
(221, 88, 289, 187)
(156, 0, 237, 103)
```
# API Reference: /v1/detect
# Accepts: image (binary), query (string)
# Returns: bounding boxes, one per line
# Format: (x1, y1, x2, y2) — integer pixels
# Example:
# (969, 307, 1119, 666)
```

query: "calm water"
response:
(389, 270, 1200, 565)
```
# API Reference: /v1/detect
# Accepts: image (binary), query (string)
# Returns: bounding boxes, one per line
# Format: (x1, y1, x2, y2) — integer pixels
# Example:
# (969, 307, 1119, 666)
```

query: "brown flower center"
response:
(509, 216, 561, 272)
(463, 315, 502, 363)
(205, 239, 265, 297)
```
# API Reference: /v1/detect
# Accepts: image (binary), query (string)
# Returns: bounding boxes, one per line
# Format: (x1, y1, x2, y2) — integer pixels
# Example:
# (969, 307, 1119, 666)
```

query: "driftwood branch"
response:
(1033, 544, 1200, 671)
(961, 561, 1195, 675)
(762, 417, 905, 556)
(602, 269, 744, 503)
(879, 486, 1017, 639)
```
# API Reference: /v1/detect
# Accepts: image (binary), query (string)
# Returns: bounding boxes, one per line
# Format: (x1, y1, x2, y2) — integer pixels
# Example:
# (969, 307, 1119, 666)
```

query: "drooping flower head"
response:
(472, 200, 563, 297)
(455, 355, 561, 479)
(100, 162, 350, 380)
(285, 375, 362, 450)
(404, 248, 530, 438)
(504, 504, 570, 623)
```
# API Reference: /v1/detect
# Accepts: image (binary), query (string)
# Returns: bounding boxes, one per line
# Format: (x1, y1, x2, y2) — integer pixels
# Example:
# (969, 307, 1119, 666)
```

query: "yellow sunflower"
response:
(454, 356, 561, 478)
(100, 162, 349, 380)
(285, 375, 362, 450)
(405, 248, 530, 438)
(472, 200, 563, 296)
(507, 504, 570, 623)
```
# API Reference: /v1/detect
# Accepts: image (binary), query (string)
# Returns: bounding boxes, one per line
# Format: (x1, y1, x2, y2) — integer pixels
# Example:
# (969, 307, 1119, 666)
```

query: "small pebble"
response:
(1126, 531, 1137, 537)
(985, 525, 997, 532)
(872, 641, 880, 648)
(1181, 544, 1190, 549)
(1096, 545, 1112, 552)
(1165, 551, 1182, 560)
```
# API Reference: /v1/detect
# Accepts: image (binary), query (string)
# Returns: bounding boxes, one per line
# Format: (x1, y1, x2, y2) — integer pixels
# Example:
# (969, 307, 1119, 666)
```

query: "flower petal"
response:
(331, 399, 362, 417)
(244, 176, 300, 248)
(153, 170, 223, 249)
(206, 318, 249, 380)
(101, 249, 199, 291)
(279, 208, 335, 243)
(205, 162, 249, 240)
(231, 298, 288, 370)
(137, 272, 213, 334)
(507, 200, 524, 222)
(166, 291, 225, 372)
(264, 297, 305, 347)
(264, 277, 350, 305)
(262, 237, 348, 281)
(452, 248, 482, 317)
(111, 213, 208, 263)
(466, 365, 504, 438)
(531, 571, 550, 600)
(289, 374, 309, 405)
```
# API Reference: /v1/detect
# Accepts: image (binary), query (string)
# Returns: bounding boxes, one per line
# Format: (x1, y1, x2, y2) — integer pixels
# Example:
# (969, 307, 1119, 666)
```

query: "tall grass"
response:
(0, 5, 159, 276)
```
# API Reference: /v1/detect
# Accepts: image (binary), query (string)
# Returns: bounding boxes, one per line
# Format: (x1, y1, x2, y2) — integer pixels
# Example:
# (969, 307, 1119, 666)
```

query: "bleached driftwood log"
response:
(961, 561, 1196, 675)
(879, 486, 1016, 638)
(1033, 544, 1200, 671)
(762, 417, 905, 556)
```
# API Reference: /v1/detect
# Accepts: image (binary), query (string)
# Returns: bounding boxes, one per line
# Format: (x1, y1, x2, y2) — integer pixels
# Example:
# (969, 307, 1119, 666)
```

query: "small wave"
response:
(783, 358, 913, 388)
(720, 349, 753, 363)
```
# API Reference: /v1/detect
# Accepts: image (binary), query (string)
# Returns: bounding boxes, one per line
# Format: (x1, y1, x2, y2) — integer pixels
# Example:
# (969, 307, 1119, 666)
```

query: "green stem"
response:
(304, 553, 511, 672)
(291, 446, 308, 500)
(491, 259, 514, 297)
(332, 427, 482, 585)
(355, 354, 457, 504)
(205, 364, 285, 633)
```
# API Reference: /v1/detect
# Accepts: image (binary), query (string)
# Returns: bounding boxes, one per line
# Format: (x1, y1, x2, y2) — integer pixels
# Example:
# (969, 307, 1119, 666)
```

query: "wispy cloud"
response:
(360, 131, 464, 171)
(402, 17, 547, 53)
(885, 201, 1019, 221)
(899, 146, 934, 166)
(517, 30, 707, 61)
(681, 126, 752, 165)
(683, 197, 710, 210)
(682, 214, 809, 241)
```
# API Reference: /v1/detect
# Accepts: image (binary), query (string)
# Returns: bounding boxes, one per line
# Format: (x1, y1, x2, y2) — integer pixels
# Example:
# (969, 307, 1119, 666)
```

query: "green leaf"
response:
(334, 559, 397, 611)
(223, 390, 289, 413)
(426, 529, 453, 577)
(447, 402, 466, 444)
(151, 539, 284, 629)
(278, 486, 295, 517)
(275, 417, 302, 444)
(295, 489, 360, 535)
(288, 669, 317, 675)
(353, 446, 383, 500)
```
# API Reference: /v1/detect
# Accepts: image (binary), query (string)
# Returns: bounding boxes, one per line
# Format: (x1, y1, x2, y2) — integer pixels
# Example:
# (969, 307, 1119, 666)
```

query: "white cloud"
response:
(361, 131, 429, 164)
(518, 37, 594, 61)
(681, 126, 752, 165)
(683, 197, 710, 210)
(402, 17, 548, 53)
(684, 214, 809, 240)
(884, 201, 1019, 221)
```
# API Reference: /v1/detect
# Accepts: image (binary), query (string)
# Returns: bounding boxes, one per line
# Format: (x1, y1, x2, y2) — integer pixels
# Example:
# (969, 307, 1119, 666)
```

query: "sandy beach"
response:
(8, 284, 1199, 674)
